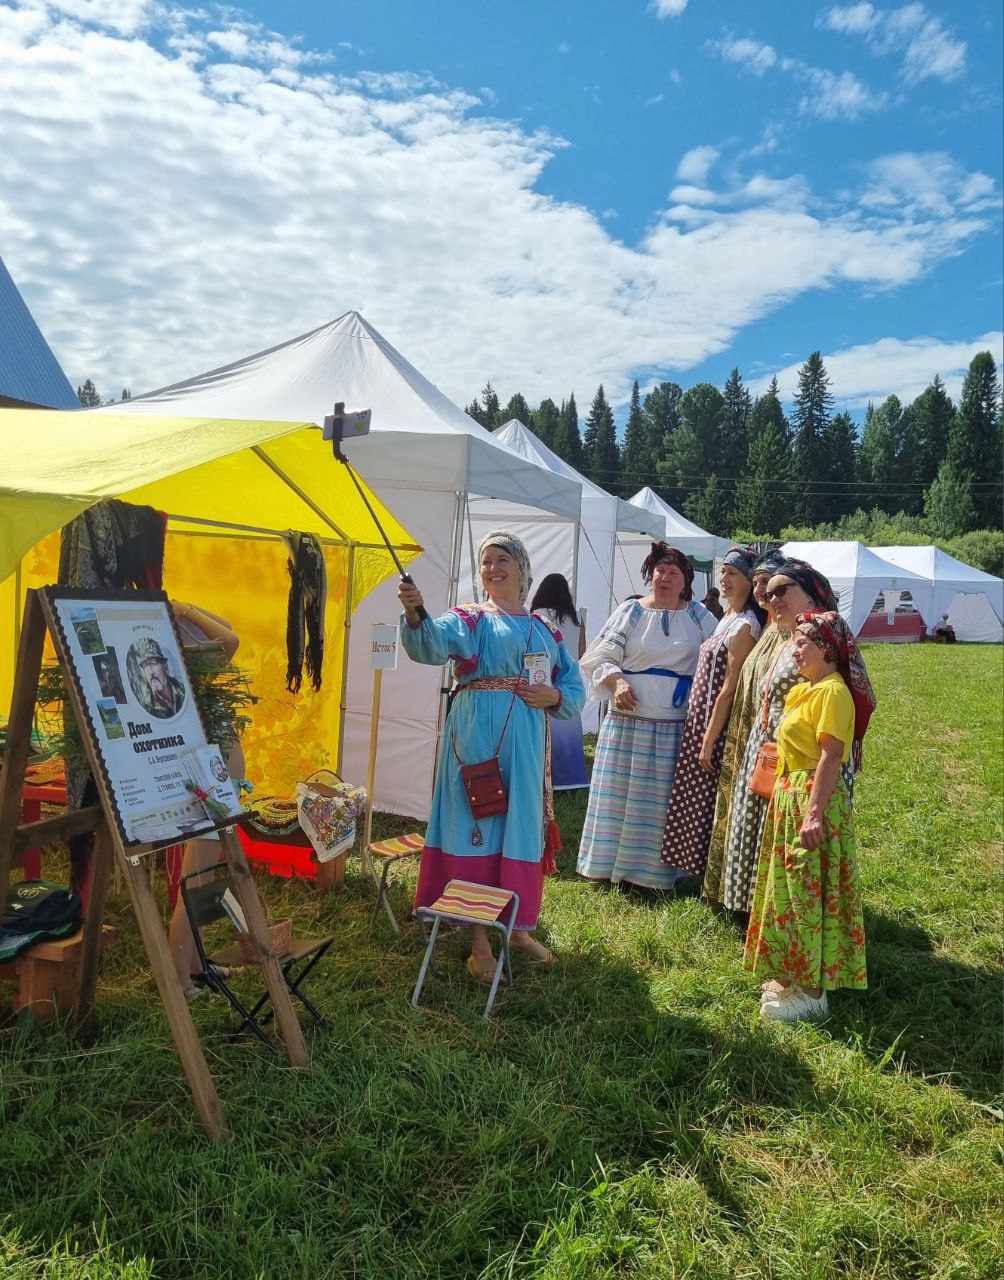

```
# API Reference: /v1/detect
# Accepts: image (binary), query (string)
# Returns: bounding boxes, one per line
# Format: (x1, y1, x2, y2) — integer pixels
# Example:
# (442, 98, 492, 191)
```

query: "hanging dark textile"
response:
(281, 532, 326, 693)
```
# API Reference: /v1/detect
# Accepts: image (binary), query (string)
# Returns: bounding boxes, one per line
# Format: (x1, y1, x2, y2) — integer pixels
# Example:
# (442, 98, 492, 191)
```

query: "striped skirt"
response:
(577, 711, 685, 890)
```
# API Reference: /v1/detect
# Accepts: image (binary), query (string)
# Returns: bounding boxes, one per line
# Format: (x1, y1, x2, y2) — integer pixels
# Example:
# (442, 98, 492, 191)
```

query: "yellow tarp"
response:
(0, 408, 421, 791)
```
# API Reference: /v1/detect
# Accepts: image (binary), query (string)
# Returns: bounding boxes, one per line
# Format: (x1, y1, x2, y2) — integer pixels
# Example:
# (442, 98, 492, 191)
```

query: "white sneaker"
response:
(760, 984, 829, 1022)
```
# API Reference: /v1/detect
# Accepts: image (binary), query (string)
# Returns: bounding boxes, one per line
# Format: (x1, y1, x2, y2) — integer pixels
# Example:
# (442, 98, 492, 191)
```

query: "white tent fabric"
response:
(475, 421, 660, 639)
(614, 487, 730, 604)
(108, 312, 582, 819)
(870, 546, 1004, 635)
(473, 421, 660, 731)
(780, 540, 933, 636)
(946, 592, 1004, 643)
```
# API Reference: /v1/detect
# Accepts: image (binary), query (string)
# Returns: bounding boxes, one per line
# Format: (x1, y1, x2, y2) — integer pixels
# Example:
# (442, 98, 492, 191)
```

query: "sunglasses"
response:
(766, 582, 797, 601)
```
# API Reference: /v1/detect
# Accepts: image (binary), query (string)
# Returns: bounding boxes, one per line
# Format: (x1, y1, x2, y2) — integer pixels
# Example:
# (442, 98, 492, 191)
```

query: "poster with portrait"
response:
(45, 589, 242, 847)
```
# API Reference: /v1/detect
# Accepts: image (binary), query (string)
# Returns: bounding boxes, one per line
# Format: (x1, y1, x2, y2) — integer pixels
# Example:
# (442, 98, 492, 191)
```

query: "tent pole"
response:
(336, 544, 355, 778)
(570, 520, 580, 628)
(12, 558, 22, 658)
(250, 445, 353, 542)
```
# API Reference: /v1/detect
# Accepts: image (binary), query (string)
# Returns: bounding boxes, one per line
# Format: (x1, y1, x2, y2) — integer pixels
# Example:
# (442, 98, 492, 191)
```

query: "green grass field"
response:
(1, 645, 1001, 1279)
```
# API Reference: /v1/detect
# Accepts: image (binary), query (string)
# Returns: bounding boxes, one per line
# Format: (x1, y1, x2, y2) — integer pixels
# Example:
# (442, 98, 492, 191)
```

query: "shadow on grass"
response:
(0, 921, 834, 1280)
(838, 909, 1002, 1104)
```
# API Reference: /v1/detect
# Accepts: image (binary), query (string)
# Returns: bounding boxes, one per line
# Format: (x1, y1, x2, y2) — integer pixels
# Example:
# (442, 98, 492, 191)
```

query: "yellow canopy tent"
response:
(0, 409, 421, 790)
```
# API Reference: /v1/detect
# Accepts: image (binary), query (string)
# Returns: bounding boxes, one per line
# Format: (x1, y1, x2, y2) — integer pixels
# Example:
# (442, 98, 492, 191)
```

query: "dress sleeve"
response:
(579, 602, 638, 701)
(399, 608, 477, 669)
(816, 683, 854, 756)
(551, 637, 586, 721)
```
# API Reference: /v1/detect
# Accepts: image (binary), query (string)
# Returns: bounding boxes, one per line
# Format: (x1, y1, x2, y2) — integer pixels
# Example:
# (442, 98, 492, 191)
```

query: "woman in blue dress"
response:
(399, 530, 585, 981)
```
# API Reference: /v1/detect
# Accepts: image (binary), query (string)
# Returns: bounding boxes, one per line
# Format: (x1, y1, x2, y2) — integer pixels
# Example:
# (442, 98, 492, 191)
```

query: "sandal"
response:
(466, 954, 506, 985)
(183, 984, 204, 1001)
(510, 940, 556, 966)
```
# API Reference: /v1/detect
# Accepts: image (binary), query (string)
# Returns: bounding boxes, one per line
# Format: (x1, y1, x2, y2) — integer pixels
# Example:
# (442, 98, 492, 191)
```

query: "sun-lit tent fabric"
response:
(613, 487, 730, 603)
(0, 408, 420, 795)
(780, 540, 933, 636)
(945, 592, 1004, 642)
(479, 420, 660, 641)
(107, 312, 581, 820)
(870, 545, 1004, 638)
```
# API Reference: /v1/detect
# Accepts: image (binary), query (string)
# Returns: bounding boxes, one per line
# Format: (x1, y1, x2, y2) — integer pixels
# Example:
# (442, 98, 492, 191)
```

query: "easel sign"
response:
(46, 589, 240, 846)
(0, 587, 312, 1143)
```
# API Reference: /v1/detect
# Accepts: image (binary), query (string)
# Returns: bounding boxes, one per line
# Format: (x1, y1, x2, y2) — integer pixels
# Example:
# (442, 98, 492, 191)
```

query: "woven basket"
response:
(235, 917, 292, 964)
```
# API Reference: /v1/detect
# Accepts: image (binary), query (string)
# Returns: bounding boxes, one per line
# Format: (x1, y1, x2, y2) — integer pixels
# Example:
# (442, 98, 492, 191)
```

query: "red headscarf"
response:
(794, 610, 877, 771)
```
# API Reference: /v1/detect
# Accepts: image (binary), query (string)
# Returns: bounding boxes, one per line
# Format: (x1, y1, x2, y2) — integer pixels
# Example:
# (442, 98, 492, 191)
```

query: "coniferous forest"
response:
(464, 349, 1003, 575)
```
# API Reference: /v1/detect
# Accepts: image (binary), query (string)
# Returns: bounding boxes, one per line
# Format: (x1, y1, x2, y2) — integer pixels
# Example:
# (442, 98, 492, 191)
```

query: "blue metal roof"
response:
(0, 256, 78, 409)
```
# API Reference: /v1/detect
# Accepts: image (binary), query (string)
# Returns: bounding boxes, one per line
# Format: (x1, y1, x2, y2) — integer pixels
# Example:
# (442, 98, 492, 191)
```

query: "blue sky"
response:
(0, 0, 1000, 422)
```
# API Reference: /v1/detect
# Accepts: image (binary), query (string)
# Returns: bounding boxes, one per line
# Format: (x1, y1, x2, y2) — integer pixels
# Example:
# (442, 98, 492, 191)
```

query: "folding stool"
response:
(412, 879, 519, 1019)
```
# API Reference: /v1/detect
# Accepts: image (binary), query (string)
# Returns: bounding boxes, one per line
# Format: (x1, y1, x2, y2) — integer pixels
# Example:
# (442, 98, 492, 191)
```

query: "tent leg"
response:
(336, 544, 355, 778)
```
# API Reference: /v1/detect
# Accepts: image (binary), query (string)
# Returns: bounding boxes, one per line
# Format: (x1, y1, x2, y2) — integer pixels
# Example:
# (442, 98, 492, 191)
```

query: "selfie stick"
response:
(327, 403, 427, 622)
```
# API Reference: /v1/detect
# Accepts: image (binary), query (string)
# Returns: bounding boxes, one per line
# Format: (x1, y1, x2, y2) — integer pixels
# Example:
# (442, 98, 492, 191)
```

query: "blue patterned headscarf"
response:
(722, 545, 757, 579)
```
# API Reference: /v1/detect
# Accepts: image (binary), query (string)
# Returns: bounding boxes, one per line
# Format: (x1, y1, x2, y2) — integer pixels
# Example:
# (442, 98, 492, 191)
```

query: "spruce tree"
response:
(642, 381, 682, 483)
(821, 411, 859, 521)
(924, 459, 978, 537)
(858, 395, 900, 511)
(791, 352, 834, 523)
(465, 397, 487, 427)
(734, 384, 791, 534)
(502, 392, 531, 427)
(583, 384, 619, 491)
(619, 381, 647, 497)
(720, 367, 751, 476)
(479, 383, 501, 432)
(656, 422, 703, 513)
(684, 473, 729, 535)
(531, 398, 560, 451)
(946, 351, 1002, 527)
(907, 376, 954, 495)
(76, 379, 101, 408)
(551, 394, 583, 470)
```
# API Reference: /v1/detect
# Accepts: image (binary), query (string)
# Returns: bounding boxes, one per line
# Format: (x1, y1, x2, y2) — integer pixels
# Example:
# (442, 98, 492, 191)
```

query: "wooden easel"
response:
(0, 590, 310, 1141)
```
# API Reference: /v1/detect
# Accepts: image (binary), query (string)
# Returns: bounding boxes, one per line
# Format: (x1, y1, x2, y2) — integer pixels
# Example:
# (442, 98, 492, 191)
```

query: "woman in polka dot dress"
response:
(711, 558, 843, 918)
(661, 546, 765, 879)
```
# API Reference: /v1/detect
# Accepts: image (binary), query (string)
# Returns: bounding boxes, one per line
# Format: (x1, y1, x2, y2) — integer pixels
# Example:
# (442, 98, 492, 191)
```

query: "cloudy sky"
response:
(1, 0, 1001, 417)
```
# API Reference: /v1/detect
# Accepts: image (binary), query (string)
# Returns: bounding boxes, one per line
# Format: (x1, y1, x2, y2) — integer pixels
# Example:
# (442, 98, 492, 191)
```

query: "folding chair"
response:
(412, 879, 519, 1019)
(366, 832, 424, 933)
(180, 862, 334, 1048)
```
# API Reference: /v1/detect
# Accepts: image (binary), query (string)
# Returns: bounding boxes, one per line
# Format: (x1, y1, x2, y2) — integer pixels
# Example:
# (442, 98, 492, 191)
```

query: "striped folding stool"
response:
(366, 832, 424, 934)
(412, 880, 520, 1019)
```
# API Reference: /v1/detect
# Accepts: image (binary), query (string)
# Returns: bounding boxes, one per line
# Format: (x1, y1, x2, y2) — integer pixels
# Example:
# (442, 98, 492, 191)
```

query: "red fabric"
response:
(414, 848, 545, 930)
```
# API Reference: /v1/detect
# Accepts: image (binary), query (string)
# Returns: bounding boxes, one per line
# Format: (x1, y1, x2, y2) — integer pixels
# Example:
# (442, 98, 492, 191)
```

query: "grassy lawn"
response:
(1, 645, 1001, 1279)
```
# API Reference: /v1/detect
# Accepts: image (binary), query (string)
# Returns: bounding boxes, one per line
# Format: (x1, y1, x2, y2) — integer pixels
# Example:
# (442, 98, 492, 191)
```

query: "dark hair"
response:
(530, 573, 579, 626)
(640, 542, 694, 600)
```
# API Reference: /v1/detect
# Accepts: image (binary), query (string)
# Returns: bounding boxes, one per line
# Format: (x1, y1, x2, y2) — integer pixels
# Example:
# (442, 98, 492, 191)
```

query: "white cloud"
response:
(799, 67, 887, 120)
(714, 36, 777, 76)
(712, 34, 884, 119)
(650, 0, 689, 17)
(675, 145, 719, 183)
(861, 152, 1002, 217)
(0, 3, 997, 411)
(751, 333, 1004, 408)
(820, 3, 966, 84)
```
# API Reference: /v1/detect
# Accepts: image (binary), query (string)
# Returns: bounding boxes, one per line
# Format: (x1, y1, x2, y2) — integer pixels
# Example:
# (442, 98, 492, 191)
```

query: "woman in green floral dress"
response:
(745, 610, 876, 1023)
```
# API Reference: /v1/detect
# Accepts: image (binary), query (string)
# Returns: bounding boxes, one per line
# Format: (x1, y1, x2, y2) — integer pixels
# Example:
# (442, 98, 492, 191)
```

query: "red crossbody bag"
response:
(749, 648, 786, 800)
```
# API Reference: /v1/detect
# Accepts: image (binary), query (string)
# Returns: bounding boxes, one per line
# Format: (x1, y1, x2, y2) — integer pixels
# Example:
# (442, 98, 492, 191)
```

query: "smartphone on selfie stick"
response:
(324, 402, 428, 621)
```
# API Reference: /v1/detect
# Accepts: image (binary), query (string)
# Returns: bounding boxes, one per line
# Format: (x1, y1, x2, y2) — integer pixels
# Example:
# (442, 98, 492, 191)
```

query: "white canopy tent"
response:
(871, 546, 1004, 641)
(614, 487, 730, 604)
(107, 312, 582, 819)
(780, 540, 933, 636)
(476, 421, 660, 635)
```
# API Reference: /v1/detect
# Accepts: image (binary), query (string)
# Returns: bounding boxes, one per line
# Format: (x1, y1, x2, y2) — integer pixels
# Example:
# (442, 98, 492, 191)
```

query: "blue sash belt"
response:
(632, 667, 693, 708)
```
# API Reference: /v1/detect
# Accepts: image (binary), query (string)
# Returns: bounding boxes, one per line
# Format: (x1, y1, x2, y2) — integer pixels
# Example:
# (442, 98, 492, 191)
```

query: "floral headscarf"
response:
(751, 546, 787, 578)
(477, 529, 533, 602)
(794, 610, 877, 771)
(774, 557, 840, 611)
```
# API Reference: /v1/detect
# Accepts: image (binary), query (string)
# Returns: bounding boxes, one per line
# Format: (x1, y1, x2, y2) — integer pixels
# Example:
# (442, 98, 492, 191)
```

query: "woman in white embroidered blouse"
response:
(576, 543, 716, 890)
